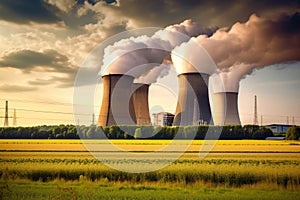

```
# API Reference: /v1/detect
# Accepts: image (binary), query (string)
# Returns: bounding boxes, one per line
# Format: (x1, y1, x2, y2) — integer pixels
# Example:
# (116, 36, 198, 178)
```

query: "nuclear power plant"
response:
(98, 72, 243, 127)
(212, 92, 241, 125)
(173, 73, 213, 126)
(132, 83, 151, 125)
(98, 74, 136, 126)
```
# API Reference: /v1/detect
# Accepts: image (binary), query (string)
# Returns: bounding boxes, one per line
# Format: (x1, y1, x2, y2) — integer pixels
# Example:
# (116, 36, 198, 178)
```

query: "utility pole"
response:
(286, 116, 289, 125)
(253, 95, 258, 125)
(4, 101, 9, 127)
(13, 109, 17, 127)
(260, 115, 263, 126)
(292, 116, 295, 126)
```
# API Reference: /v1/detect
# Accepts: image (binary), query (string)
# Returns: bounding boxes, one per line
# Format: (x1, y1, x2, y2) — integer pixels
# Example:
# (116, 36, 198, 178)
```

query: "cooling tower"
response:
(173, 73, 213, 126)
(98, 74, 136, 126)
(132, 83, 151, 125)
(213, 92, 241, 125)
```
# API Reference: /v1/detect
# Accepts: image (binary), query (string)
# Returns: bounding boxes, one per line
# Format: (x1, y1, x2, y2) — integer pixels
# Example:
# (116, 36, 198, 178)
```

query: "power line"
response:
(16, 116, 73, 121)
(0, 98, 100, 108)
(0, 107, 91, 116)
(0, 98, 72, 106)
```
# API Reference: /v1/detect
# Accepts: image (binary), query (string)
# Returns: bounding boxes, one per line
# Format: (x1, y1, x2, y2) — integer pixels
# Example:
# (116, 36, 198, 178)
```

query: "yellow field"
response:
(1, 139, 300, 199)
(0, 139, 299, 152)
(1, 139, 299, 145)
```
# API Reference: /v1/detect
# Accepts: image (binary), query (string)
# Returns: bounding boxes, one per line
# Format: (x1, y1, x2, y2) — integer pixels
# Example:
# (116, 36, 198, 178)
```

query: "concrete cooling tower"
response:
(132, 83, 151, 125)
(173, 73, 213, 126)
(212, 92, 241, 125)
(98, 74, 136, 126)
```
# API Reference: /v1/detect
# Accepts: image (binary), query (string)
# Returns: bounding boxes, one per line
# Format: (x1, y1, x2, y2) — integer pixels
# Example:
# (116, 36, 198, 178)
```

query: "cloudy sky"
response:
(0, 0, 299, 126)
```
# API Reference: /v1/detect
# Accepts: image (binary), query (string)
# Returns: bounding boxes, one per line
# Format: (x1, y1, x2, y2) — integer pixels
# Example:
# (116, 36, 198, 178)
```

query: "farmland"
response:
(0, 139, 300, 199)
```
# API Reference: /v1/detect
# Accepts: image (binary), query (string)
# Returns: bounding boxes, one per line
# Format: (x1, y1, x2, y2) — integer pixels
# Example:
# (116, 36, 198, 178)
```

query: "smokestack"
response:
(173, 73, 213, 126)
(132, 83, 151, 125)
(98, 74, 136, 126)
(212, 92, 241, 125)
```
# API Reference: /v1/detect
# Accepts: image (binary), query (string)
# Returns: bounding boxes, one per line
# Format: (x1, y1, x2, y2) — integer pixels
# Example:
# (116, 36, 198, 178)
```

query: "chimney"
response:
(212, 92, 241, 125)
(132, 83, 151, 125)
(98, 74, 136, 126)
(173, 73, 213, 126)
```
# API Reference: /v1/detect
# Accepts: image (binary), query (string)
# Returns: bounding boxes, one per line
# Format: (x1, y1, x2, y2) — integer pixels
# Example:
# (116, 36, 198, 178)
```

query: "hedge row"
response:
(0, 125, 275, 140)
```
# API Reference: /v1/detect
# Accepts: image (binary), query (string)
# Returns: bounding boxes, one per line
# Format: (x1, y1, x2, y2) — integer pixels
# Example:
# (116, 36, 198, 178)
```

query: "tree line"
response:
(0, 124, 294, 140)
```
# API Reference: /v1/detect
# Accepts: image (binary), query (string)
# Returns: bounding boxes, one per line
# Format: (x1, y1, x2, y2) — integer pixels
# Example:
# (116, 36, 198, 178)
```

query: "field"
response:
(1, 139, 300, 199)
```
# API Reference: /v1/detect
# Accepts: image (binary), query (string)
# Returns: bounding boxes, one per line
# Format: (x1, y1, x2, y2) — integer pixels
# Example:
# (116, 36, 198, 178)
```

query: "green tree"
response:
(66, 126, 78, 139)
(286, 126, 300, 140)
(86, 126, 97, 139)
(95, 126, 107, 139)
(252, 127, 274, 139)
(141, 126, 154, 138)
(134, 128, 142, 139)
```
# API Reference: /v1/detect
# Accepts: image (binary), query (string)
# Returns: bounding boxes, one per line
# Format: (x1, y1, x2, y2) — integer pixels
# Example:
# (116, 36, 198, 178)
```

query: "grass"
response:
(1, 156, 299, 187)
(1, 180, 300, 200)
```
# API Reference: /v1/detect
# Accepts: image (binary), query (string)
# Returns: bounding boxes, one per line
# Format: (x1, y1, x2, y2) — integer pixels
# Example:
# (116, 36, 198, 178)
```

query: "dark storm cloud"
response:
(0, 0, 100, 29)
(0, 0, 61, 24)
(0, 84, 38, 92)
(0, 49, 100, 88)
(77, 0, 116, 5)
(0, 49, 75, 74)
(0, 49, 80, 88)
(107, 0, 300, 27)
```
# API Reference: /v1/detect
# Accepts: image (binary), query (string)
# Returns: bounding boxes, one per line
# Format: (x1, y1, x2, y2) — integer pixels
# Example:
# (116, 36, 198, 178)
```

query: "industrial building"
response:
(267, 124, 291, 134)
(212, 92, 241, 125)
(173, 72, 213, 126)
(153, 112, 175, 126)
(132, 83, 151, 125)
(98, 74, 136, 126)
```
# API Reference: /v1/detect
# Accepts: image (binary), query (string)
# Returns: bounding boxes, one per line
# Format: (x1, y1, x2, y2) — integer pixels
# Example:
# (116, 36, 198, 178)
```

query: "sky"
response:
(0, 0, 299, 126)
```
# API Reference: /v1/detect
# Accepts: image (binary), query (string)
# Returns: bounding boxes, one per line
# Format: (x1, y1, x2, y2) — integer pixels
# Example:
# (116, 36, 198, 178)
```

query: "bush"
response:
(251, 127, 274, 139)
(286, 126, 300, 140)
(134, 128, 142, 139)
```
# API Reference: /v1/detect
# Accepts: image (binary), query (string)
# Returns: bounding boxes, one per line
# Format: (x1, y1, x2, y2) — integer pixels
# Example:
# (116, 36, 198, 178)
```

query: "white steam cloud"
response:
(101, 20, 217, 84)
(101, 13, 299, 91)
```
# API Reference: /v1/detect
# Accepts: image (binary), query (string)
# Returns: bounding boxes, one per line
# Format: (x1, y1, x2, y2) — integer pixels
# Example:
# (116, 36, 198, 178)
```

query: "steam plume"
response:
(101, 20, 217, 83)
(171, 13, 300, 92)
(198, 13, 300, 92)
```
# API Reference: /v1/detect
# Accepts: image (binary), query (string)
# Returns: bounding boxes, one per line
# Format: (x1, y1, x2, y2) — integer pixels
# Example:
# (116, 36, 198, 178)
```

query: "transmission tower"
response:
(92, 113, 95, 125)
(13, 109, 17, 126)
(4, 101, 9, 127)
(253, 95, 258, 125)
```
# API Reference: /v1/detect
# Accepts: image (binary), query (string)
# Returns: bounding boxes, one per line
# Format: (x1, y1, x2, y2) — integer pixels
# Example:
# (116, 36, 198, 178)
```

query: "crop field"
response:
(0, 139, 300, 199)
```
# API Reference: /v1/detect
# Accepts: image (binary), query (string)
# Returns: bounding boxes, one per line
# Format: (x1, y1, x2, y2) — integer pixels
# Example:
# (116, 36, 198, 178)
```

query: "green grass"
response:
(0, 181, 299, 200)
(1, 180, 299, 200)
